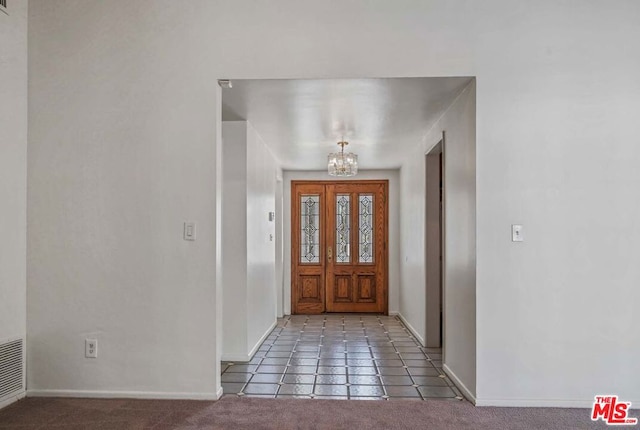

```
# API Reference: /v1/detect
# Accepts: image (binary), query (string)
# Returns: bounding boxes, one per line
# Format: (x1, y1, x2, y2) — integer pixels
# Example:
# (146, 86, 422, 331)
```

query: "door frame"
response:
(425, 133, 445, 349)
(290, 179, 389, 314)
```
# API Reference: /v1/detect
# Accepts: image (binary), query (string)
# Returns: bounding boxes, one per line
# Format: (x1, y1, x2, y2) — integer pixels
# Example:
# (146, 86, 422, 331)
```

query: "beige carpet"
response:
(0, 396, 619, 429)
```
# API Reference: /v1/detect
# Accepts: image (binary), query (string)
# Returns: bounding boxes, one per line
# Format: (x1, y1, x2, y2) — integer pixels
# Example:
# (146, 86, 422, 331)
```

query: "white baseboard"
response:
(220, 353, 252, 362)
(397, 313, 425, 346)
(442, 363, 476, 405)
(221, 319, 277, 363)
(248, 320, 277, 358)
(26, 389, 220, 401)
(216, 386, 223, 400)
(440, 364, 619, 409)
(475, 397, 640, 408)
(0, 391, 25, 410)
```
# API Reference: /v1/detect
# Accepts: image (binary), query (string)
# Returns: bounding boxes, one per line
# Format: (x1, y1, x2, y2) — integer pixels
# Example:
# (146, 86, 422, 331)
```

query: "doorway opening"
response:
(291, 180, 389, 314)
(218, 77, 476, 401)
(425, 137, 444, 349)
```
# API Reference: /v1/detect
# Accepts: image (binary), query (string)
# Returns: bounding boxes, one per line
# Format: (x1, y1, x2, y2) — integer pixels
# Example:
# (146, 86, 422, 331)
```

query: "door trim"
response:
(291, 180, 389, 314)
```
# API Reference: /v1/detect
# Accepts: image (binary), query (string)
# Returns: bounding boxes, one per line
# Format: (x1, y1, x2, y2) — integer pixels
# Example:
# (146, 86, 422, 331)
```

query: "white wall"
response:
(221, 121, 278, 361)
(0, 0, 27, 407)
(28, 0, 640, 406)
(400, 82, 477, 399)
(221, 122, 248, 359)
(27, 1, 222, 399)
(283, 170, 401, 316)
(275, 177, 284, 318)
(245, 122, 278, 353)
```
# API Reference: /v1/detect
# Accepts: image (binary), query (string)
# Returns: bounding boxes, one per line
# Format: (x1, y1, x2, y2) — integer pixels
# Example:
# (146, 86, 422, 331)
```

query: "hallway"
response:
(221, 315, 463, 400)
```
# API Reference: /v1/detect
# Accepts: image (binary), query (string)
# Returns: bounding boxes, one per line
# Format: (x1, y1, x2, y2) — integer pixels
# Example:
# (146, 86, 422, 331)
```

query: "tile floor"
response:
(221, 314, 464, 401)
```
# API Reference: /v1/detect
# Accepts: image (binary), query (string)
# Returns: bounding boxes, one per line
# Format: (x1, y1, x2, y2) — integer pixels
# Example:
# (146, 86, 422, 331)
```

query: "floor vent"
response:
(0, 338, 24, 401)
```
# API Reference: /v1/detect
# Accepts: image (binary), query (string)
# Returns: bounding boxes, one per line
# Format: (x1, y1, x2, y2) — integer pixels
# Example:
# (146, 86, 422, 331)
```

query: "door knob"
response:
(327, 246, 332, 262)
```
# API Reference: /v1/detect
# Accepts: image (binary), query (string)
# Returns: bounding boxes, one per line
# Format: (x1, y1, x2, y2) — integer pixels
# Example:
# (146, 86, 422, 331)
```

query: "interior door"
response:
(291, 181, 388, 314)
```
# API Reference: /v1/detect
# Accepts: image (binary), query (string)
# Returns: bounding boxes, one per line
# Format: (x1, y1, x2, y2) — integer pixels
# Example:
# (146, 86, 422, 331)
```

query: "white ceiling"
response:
(221, 77, 472, 170)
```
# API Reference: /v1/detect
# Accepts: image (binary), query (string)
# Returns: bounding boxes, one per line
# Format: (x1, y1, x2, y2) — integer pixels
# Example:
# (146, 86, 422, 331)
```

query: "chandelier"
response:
(328, 140, 358, 177)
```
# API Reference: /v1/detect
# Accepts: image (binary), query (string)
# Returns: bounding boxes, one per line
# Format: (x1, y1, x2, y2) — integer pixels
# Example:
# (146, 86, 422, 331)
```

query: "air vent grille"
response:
(0, 339, 24, 400)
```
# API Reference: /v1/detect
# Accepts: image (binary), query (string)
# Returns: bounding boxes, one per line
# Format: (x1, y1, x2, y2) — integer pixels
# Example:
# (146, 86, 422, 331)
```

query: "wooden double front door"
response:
(291, 180, 388, 314)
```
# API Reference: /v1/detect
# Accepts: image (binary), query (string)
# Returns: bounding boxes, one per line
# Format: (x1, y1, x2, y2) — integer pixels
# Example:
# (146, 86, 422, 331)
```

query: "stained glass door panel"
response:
(300, 195, 320, 263)
(335, 194, 351, 263)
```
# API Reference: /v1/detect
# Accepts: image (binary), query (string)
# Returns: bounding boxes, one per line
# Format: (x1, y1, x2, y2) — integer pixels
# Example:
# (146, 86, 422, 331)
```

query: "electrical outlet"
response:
(85, 339, 98, 358)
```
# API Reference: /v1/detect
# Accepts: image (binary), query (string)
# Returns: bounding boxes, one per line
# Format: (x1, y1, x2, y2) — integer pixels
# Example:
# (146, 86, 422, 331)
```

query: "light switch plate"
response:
(184, 222, 196, 241)
(512, 224, 524, 242)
